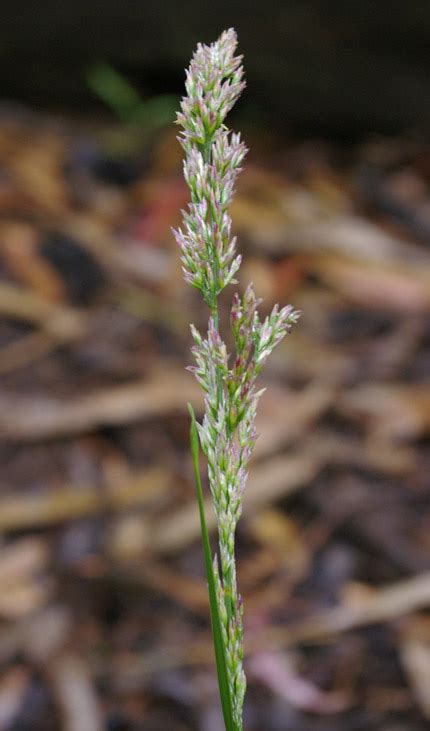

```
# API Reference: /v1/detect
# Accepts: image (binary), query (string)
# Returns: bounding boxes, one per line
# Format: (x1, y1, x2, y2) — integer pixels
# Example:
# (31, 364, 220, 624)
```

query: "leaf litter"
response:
(0, 110, 428, 729)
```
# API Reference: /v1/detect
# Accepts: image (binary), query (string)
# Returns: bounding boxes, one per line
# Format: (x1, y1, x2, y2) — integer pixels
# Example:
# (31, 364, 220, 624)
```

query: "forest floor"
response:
(0, 106, 429, 730)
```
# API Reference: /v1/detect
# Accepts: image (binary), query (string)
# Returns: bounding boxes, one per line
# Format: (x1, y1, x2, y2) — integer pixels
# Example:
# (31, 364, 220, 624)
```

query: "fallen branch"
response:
(0, 370, 200, 440)
(0, 467, 171, 532)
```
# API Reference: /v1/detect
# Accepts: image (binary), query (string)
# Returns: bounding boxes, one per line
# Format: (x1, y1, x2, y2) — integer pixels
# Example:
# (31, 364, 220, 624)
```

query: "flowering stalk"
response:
(174, 29, 300, 729)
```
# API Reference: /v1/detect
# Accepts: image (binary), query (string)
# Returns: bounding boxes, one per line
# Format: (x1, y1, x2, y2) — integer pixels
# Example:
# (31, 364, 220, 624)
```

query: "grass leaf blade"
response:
(188, 403, 235, 731)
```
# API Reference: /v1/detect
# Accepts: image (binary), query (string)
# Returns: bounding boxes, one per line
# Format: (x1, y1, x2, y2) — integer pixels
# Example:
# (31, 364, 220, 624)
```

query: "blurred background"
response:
(0, 3, 429, 729)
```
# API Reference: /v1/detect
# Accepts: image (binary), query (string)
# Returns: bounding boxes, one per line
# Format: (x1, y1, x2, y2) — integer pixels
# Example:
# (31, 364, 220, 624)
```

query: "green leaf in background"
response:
(188, 403, 236, 731)
(87, 63, 178, 131)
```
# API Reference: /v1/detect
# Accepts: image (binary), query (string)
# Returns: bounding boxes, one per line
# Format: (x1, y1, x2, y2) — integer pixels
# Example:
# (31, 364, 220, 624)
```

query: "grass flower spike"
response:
(175, 29, 300, 729)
